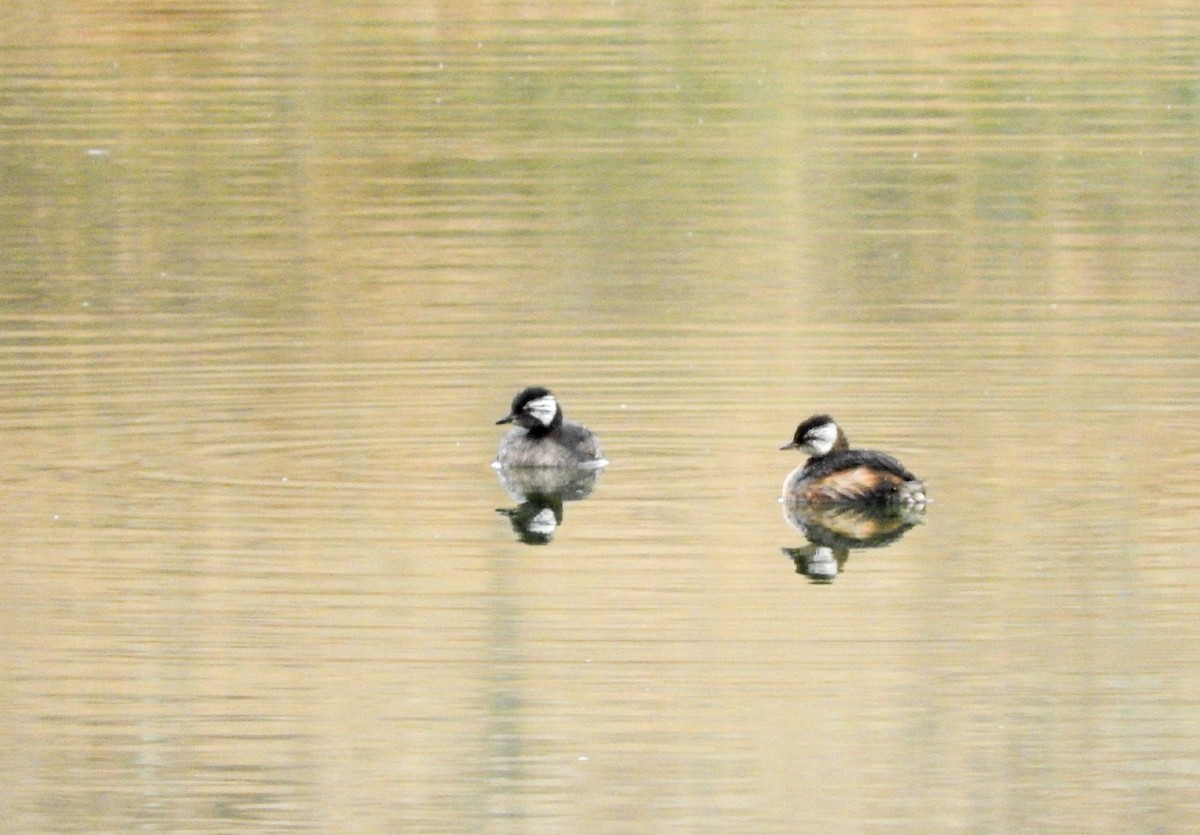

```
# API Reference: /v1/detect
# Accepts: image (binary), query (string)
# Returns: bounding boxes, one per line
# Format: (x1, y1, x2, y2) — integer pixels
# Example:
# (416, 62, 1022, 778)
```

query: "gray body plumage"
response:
(496, 419, 604, 467)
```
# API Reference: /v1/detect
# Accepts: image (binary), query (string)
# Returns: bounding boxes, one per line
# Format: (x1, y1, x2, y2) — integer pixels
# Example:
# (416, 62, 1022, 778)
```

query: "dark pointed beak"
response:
(779, 441, 799, 451)
(496, 414, 516, 425)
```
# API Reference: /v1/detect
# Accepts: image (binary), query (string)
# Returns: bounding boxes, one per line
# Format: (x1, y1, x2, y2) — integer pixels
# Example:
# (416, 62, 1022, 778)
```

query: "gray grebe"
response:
(494, 387, 605, 468)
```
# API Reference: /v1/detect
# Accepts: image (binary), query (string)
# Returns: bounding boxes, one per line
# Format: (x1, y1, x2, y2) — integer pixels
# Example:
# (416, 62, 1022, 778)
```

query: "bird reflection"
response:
(494, 464, 603, 544)
(781, 501, 924, 583)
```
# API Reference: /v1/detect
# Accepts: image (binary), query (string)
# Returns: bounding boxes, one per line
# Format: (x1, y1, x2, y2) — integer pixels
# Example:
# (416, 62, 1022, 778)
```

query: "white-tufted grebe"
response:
(780, 414, 926, 509)
(494, 387, 606, 468)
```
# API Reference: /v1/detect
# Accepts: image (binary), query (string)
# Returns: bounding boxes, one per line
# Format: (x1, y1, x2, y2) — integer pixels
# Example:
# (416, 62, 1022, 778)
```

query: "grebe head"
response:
(496, 386, 562, 432)
(780, 414, 845, 457)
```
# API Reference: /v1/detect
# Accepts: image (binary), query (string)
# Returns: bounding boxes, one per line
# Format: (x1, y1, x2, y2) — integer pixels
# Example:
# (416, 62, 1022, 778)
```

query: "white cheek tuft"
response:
(528, 508, 558, 535)
(525, 395, 558, 426)
(804, 422, 838, 455)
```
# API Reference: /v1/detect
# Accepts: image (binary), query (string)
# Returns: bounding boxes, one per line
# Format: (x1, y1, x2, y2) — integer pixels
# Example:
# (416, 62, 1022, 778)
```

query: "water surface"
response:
(2, 2, 1199, 832)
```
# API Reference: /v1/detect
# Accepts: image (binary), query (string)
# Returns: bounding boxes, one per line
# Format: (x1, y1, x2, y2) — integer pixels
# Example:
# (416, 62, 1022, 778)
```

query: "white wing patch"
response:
(525, 395, 558, 427)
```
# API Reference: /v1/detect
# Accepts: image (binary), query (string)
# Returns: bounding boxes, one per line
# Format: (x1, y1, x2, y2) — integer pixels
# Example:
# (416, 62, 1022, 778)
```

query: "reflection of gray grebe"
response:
(780, 415, 926, 509)
(494, 464, 603, 545)
(494, 387, 606, 468)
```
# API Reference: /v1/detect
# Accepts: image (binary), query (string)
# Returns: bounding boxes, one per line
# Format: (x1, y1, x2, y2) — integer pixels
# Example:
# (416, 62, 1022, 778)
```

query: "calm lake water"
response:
(3, 2, 1200, 832)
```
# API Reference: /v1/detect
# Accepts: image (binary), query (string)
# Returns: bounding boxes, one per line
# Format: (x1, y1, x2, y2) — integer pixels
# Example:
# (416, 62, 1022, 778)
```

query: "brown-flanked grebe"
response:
(494, 386, 606, 468)
(780, 414, 926, 509)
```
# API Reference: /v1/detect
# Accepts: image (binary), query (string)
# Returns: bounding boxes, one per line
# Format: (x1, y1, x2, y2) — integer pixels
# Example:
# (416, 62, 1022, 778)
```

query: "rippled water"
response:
(3, 3, 1200, 832)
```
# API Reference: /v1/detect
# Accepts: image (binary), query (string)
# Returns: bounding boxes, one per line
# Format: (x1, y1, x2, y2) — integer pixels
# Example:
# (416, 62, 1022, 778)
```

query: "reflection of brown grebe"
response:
(494, 464, 603, 545)
(494, 387, 606, 468)
(781, 503, 924, 583)
(783, 502, 924, 549)
(780, 415, 925, 509)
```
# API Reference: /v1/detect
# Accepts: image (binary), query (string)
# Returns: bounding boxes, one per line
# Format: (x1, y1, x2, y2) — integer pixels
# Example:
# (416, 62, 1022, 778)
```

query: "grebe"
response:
(494, 387, 606, 468)
(780, 414, 925, 509)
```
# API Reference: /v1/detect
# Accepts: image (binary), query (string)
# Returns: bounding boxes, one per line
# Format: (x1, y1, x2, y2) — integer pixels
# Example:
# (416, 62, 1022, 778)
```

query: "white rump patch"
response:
(525, 395, 558, 427)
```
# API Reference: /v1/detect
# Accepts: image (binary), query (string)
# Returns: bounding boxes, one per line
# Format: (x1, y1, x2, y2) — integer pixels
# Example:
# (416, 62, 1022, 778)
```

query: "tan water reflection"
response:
(3, 2, 1200, 833)
(782, 503, 925, 582)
